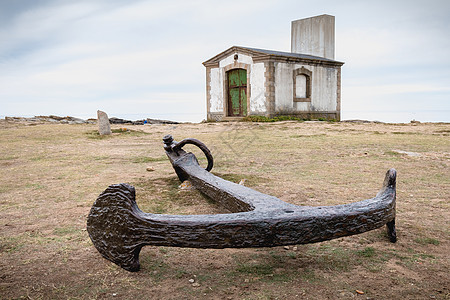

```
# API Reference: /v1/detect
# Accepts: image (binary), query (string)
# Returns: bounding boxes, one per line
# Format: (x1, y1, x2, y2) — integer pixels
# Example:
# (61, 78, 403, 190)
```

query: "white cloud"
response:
(0, 0, 449, 122)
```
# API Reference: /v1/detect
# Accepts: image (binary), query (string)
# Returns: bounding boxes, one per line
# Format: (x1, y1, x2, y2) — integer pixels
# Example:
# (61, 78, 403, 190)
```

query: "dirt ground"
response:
(0, 120, 448, 299)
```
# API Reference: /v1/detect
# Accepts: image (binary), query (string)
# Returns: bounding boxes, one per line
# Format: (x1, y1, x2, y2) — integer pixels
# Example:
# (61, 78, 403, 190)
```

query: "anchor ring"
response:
(172, 138, 214, 172)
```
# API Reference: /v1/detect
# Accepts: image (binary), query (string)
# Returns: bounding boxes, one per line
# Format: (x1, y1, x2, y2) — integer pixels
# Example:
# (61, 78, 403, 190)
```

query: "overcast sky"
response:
(1, 0, 449, 122)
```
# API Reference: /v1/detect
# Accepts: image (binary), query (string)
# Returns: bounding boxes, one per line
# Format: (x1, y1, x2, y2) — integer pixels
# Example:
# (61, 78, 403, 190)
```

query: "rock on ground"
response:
(97, 110, 112, 135)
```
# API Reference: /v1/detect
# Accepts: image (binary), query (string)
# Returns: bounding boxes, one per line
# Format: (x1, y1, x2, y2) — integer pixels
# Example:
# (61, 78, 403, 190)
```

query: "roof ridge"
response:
(203, 45, 344, 66)
(237, 46, 339, 62)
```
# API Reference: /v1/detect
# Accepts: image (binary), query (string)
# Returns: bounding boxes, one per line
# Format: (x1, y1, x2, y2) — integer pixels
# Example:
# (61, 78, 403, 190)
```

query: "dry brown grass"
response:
(0, 120, 449, 299)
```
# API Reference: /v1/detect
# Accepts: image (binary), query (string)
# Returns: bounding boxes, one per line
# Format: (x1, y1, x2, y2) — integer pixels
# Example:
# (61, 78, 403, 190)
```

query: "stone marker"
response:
(97, 110, 111, 135)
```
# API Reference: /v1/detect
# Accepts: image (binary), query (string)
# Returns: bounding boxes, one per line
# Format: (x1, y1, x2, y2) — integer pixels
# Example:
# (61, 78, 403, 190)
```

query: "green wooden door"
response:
(227, 69, 247, 117)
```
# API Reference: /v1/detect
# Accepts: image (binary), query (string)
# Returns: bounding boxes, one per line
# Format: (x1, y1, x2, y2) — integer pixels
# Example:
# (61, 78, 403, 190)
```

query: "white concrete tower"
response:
(291, 14, 335, 60)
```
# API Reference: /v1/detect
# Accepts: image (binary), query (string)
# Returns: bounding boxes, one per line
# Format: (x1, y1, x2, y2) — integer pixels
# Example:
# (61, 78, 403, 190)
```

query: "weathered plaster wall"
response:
(274, 63, 294, 112)
(209, 68, 223, 113)
(209, 53, 257, 118)
(274, 62, 338, 113)
(291, 15, 335, 60)
(306, 64, 337, 111)
(219, 53, 253, 68)
(250, 63, 266, 113)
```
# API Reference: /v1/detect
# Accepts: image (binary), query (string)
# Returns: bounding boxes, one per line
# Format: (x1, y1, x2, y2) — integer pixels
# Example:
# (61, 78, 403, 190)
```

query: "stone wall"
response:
(274, 62, 340, 119)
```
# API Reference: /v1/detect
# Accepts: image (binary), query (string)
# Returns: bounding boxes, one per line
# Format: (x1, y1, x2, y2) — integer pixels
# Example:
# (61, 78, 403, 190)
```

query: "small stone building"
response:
(203, 14, 344, 121)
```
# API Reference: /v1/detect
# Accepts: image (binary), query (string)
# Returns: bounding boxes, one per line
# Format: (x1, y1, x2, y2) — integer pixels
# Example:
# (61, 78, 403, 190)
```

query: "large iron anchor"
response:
(87, 135, 396, 272)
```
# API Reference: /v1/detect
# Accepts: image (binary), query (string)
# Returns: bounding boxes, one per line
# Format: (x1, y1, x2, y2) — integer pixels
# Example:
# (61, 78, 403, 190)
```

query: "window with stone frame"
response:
(293, 67, 312, 102)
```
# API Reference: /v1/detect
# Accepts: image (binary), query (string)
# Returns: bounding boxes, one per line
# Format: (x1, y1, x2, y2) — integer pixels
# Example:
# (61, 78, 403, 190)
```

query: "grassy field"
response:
(0, 120, 448, 299)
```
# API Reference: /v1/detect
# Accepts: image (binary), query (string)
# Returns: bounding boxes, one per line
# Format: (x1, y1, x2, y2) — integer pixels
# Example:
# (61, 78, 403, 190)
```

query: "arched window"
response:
(293, 67, 312, 102)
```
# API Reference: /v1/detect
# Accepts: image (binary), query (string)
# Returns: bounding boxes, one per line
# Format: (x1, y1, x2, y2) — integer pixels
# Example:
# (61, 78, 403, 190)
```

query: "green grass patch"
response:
(236, 262, 274, 275)
(384, 150, 402, 156)
(242, 116, 337, 122)
(93, 155, 110, 161)
(289, 134, 327, 138)
(413, 253, 436, 260)
(264, 273, 294, 283)
(84, 129, 150, 139)
(286, 252, 297, 259)
(175, 269, 189, 279)
(242, 115, 336, 122)
(84, 130, 108, 139)
(0, 155, 18, 161)
(356, 246, 376, 258)
(212, 173, 267, 187)
(243, 115, 306, 122)
(0, 185, 10, 193)
(414, 237, 440, 245)
(231, 251, 299, 283)
(300, 268, 317, 283)
(392, 131, 418, 135)
(388, 248, 437, 267)
(133, 177, 215, 214)
(114, 128, 150, 136)
(139, 255, 169, 282)
(132, 156, 167, 163)
(53, 226, 80, 236)
(111, 128, 128, 133)
(26, 183, 46, 190)
(0, 236, 26, 253)
(30, 156, 46, 161)
(307, 244, 352, 272)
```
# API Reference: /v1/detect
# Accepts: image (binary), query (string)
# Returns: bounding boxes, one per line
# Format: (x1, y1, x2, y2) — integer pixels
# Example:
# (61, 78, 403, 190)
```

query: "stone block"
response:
(97, 110, 111, 135)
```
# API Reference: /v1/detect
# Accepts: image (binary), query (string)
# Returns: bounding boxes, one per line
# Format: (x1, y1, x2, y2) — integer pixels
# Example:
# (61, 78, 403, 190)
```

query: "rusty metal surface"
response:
(87, 135, 397, 272)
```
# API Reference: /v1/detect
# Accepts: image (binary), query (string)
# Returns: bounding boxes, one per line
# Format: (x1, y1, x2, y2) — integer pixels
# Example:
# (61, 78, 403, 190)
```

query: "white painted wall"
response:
(250, 62, 266, 113)
(209, 68, 223, 113)
(274, 63, 294, 112)
(308, 65, 337, 111)
(274, 62, 338, 113)
(219, 53, 253, 68)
